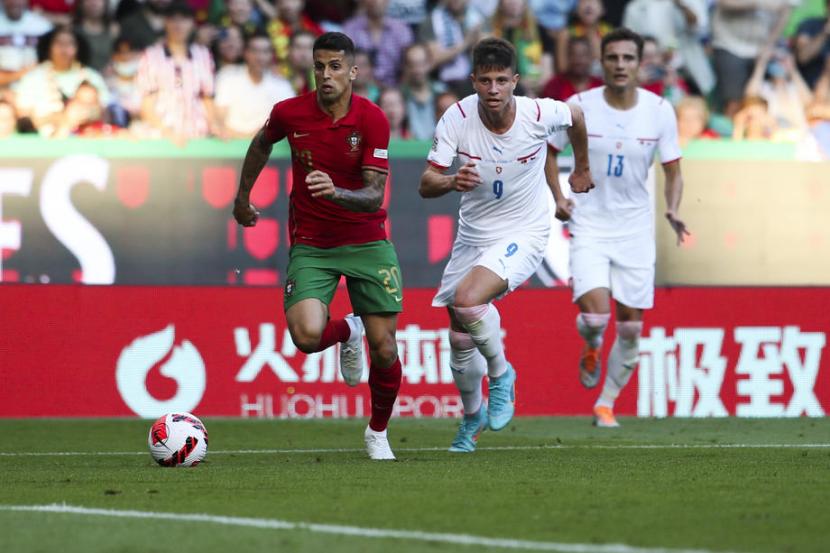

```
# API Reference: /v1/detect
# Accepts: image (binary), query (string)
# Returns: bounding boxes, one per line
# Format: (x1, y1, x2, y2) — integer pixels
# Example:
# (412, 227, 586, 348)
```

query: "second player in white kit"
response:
(547, 28, 690, 427)
(430, 94, 573, 307)
(420, 37, 593, 452)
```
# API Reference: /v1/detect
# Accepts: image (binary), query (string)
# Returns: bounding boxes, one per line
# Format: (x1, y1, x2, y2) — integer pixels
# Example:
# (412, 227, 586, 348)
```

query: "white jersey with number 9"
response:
(428, 94, 573, 247)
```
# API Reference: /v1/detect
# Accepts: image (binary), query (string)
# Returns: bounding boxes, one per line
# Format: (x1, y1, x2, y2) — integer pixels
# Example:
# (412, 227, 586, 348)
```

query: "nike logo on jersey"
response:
(293, 131, 309, 138)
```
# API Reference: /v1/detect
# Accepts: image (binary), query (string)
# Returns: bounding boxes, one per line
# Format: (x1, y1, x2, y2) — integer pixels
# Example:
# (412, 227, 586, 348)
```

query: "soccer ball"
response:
(148, 412, 209, 467)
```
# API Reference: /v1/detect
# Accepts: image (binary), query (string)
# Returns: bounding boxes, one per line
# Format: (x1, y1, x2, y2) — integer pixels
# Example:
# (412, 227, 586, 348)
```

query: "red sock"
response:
(368, 357, 402, 432)
(315, 319, 351, 352)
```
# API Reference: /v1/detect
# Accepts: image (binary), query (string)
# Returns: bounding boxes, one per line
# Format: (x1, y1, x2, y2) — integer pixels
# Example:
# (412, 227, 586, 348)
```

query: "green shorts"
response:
(283, 240, 404, 314)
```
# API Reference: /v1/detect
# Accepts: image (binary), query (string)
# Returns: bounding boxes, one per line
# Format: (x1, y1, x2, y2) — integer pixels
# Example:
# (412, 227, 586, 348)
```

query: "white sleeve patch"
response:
(373, 148, 388, 159)
(539, 98, 573, 133)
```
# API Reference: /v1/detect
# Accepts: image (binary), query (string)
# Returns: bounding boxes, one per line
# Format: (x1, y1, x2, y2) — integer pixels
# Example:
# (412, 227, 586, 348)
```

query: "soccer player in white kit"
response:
(419, 38, 593, 452)
(547, 28, 690, 428)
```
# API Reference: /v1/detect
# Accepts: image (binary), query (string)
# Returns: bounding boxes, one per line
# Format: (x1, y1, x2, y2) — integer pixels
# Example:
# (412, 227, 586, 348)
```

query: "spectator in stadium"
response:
(285, 29, 315, 93)
(234, 32, 404, 461)
(0, 0, 52, 88)
(268, 0, 323, 74)
(212, 23, 245, 70)
(379, 87, 409, 139)
(622, 0, 715, 96)
(73, 0, 118, 73)
(490, 0, 549, 96)
(638, 36, 689, 105)
(302, 0, 356, 27)
(676, 95, 720, 146)
(136, 0, 219, 143)
(528, 0, 576, 63)
(731, 95, 777, 140)
(470, 0, 498, 17)
(808, 56, 830, 157)
(352, 47, 379, 102)
(743, 44, 812, 142)
(14, 25, 109, 137)
(600, 0, 629, 27)
(540, 35, 602, 101)
(419, 0, 488, 97)
(118, 0, 171, 52)
(387, 0, 428, 32)
(0, 98, 19, 137)
(342, 0, 414, 88)
(51, 79, 108, 137)
(794, 1, 830, 88)
(220, 0, 268, 35)
(400, 42, 446, 140)
(434, 89, 459, 120)
(105, 33, 142, 128)
(215, 31, 294, 138)
(711, 0, 791, 117)
(30, 0, 72, 26)
(555, 0, 612, 75)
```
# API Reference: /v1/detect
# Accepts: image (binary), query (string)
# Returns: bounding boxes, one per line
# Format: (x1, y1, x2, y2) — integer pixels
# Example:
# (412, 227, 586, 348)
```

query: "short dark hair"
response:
(290, 29, 315, 47)
(403, 42, 430, 63)
(313, 32, 355, 60)
(354, 48, 373, 65)
(472, 37, 517, 74)
(244, 29, 272, 50)
(37, 25, 91, 66)
(601, 27, 644, 60)
(113, 32, 142, 53)
(641, 35, 658, 47)
(567, 35, 591, 51)
(166, 0, 195, 18)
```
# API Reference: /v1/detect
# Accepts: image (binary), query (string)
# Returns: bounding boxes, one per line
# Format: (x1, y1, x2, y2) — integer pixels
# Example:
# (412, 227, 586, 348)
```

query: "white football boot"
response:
(339, 314, 365, 387)
(364, 425, 396, 460)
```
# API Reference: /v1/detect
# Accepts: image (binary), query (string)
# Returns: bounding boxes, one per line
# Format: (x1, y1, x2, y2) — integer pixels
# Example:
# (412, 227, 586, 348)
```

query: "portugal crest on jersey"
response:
(347, 130, 362, 151)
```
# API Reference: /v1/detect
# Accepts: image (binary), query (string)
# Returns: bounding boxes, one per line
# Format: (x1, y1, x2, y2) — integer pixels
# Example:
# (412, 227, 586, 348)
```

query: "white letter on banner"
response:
(675, 329, 728, 417)
(437, 329, 454, 384)
(735, 327, 786, 417)
(0, 169, 32, 279)
(399, 324, 439, 384)
(40, 155, 115, 284)
(638, 327, 676, 417)
(780, 326, 825, 416)
(638, 328, 727, 417)
(234, 324, 299, 382)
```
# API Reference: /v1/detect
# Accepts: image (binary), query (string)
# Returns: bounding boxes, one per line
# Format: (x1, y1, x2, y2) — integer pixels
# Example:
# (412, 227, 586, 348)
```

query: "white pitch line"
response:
(0, 504, 730, 553)
(0, 443, 828, 458)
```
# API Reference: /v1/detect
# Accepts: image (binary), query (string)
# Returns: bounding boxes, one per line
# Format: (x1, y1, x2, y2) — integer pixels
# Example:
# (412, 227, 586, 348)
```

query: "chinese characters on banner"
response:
(0, 286, 826, 418)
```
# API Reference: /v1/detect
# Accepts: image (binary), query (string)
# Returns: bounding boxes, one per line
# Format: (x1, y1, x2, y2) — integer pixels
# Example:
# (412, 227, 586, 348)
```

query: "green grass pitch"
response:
(0, 417, 827, 553)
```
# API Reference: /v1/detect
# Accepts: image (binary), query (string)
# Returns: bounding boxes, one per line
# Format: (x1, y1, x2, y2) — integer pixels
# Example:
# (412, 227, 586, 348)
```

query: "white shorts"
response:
(432, 233, 548, 307)
(569, 234, 656, 309)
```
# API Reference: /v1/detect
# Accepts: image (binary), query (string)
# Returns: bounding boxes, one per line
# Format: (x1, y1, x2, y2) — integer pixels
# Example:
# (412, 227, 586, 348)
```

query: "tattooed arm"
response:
(306, 168, 387, 213)
(233, 128, 273, 226)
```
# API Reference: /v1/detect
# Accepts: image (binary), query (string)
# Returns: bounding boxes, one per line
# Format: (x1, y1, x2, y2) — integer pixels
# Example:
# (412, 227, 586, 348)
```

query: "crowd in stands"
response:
(1, 0, 829, 157)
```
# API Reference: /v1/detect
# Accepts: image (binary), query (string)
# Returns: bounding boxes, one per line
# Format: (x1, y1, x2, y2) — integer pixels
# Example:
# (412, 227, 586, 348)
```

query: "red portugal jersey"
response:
(263, 91, 391, 248)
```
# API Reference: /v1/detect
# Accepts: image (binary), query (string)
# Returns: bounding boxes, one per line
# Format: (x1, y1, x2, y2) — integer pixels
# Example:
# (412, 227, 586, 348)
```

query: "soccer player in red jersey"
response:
(233, 32, 402, 460)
